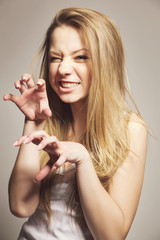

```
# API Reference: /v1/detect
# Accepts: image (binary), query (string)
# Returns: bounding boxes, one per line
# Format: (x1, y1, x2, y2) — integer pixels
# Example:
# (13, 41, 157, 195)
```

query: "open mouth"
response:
(59, 81, 80, 88)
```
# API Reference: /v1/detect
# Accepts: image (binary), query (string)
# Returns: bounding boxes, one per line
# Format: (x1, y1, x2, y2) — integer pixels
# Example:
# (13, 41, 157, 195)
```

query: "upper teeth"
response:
(60, 82, 79, 88)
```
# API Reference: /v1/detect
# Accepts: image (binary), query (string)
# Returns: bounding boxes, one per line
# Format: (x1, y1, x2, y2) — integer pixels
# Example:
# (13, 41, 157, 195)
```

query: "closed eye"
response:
(74, 55, 89, 62)
(49, 57, 62, 63)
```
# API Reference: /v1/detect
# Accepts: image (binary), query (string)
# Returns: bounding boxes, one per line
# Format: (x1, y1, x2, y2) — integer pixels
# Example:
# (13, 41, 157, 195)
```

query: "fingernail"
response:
(37, 144, 43, 151)
(37, 81, 42, 86)
(22, 75, 27, 81)
(51, 166, 57, 172)
(13, 141, 19, 146)
(33, 178, 38, 183)
(23, 137, 30, 144)
(3, 95, 7, 100)
(16, 84, 21, 88)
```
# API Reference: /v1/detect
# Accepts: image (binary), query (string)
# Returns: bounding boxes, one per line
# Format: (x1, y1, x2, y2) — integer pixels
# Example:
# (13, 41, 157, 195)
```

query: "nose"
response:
(58, 59, 73, 75)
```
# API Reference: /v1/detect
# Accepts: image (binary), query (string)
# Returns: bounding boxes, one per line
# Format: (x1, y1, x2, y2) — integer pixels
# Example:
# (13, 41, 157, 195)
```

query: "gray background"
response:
(0, 0, 160, 239)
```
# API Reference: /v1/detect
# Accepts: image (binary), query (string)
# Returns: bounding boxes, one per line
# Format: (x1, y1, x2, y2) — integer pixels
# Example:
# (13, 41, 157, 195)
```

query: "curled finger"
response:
(13, 136, 28, 147)
(34, 158, 57, 182)
(36, 79, 46, 91)
(3, 93, 18, 103)
(22, 130, 49, 145)
(51, 153, 67, 172)
(22, 73, 35, 88)
(37, 136, 59, 152)
(41, 108, 52, 118)
(14, 80, 26, 93)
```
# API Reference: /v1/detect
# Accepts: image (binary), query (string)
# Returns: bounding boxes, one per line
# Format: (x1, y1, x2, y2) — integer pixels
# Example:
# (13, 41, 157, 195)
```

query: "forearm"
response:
(76, 158, 125, 240)
(9, 120, 45, 217)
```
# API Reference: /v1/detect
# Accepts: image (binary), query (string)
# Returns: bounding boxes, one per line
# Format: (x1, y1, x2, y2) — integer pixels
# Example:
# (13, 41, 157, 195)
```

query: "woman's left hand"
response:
(14, 130, 90, 182)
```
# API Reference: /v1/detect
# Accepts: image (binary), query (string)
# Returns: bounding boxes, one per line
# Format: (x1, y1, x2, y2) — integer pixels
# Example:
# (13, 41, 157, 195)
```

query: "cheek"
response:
(78, 64, 91, 81)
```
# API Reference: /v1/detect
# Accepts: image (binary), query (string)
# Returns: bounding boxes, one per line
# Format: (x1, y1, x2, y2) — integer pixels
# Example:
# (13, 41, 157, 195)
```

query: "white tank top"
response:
(18, 164, 93, 240)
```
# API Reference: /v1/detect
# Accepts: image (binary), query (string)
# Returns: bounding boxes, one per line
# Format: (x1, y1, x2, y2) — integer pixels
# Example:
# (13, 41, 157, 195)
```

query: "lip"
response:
(57, 80, 80, 93)
(58, 79, 81, 84)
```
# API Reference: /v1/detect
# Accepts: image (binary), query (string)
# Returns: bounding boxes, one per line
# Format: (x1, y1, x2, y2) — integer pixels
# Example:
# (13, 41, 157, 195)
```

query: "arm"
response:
(9, 120, 43, 217)
(16, 117, 147, 238)
(4, 74, 52, 217)
(76, 120, 147, 240)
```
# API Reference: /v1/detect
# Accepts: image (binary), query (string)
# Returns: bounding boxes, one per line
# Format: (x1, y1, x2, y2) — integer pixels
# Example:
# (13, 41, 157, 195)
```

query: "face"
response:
(48, 25, 91, 108)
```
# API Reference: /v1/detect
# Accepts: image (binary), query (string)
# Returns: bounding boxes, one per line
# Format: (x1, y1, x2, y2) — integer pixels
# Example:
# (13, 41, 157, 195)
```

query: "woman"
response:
(4, 7, 147, 240)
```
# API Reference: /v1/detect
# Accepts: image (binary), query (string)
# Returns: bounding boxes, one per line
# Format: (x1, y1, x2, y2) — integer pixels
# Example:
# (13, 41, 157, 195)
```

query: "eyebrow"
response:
(72, 48, 88, 54)
(49, 48, 88, 55)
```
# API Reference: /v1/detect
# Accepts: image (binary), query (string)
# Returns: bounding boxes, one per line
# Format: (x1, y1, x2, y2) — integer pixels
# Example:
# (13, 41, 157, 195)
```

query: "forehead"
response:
(50, 25, 86, 52)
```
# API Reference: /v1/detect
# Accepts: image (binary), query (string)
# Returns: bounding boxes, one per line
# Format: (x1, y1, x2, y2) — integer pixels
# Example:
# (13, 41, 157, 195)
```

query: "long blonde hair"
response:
(38, 7, 135, 222)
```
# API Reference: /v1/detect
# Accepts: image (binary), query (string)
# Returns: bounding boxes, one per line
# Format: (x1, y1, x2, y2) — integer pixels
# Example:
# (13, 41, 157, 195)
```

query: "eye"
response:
(49, 57, 62, 63)
(74, 55, 88, 62)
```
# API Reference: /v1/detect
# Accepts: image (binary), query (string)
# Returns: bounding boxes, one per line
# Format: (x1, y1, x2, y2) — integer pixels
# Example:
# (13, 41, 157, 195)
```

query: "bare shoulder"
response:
(127, 113, 148, 163)
(128, 112, 146, 126)
(128, 113, 147, 138)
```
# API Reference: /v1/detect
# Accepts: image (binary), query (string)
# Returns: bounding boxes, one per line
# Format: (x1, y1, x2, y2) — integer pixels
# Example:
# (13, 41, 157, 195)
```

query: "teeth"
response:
(60, 82, 79, 88)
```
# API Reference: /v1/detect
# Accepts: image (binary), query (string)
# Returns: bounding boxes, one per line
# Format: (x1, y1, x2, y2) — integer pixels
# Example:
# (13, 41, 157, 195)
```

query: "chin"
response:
(60, 98, 78, 104)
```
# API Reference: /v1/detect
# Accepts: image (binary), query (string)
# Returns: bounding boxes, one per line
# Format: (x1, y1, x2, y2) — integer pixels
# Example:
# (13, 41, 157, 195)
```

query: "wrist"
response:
(23, 118, 46, 135)
(76, 148, 93, 169)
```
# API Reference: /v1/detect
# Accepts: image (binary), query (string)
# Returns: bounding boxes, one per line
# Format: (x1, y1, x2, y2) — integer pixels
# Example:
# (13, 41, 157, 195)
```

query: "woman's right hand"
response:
(3, 73, 52, 121)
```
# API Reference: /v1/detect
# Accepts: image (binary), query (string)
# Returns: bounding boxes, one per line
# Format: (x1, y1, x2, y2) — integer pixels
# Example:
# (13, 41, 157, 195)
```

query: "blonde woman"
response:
(4, 7, 147, 240)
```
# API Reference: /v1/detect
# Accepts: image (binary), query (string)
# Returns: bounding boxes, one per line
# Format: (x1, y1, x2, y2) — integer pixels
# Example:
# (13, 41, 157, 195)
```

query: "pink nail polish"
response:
(23, 137, 30, 144)
(37, 81, 42, 86)
(13, 141, 19, 146)
(16, 84, 21, 88)
(33, 178, 38, 183)
(22, 76, 27, 81)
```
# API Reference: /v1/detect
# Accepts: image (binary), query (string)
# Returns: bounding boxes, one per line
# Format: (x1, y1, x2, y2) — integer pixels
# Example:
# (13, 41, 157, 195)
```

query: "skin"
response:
(49, 25, 91, 108)
(4, 25, 147, 240)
